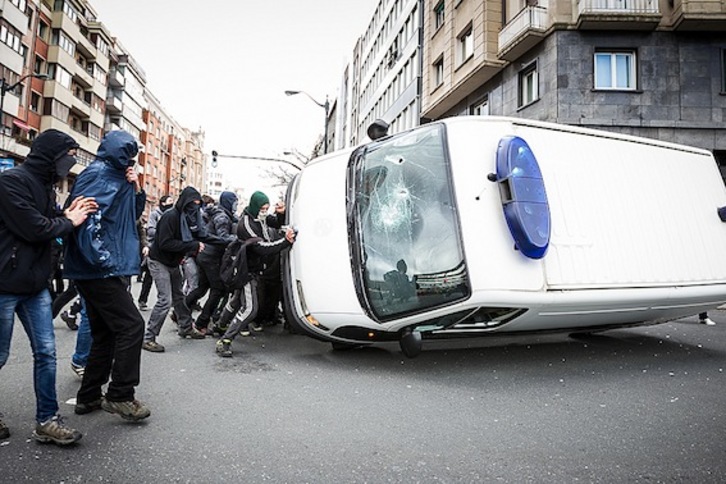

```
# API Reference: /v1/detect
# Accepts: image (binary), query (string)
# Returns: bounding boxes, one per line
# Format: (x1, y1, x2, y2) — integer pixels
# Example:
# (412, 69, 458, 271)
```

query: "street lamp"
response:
(0, 73, 49, 141)
(284, 90, 330, 155)
(211, 150, 303, 171)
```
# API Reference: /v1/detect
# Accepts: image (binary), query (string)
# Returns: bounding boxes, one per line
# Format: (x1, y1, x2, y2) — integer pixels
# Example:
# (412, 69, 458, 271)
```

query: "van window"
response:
(348, 124, 470, 321)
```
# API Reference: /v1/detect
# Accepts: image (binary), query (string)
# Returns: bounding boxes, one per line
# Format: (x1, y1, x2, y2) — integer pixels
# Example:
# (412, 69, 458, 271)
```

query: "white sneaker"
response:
(699, 317, 716, 326)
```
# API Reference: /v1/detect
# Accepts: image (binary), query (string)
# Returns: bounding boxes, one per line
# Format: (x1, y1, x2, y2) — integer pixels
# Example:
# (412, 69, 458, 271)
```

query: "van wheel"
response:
(399, 329, 422, 358)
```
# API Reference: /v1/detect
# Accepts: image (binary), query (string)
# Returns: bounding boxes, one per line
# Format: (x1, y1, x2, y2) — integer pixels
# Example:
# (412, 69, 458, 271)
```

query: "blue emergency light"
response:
(494, 136, 550, 259)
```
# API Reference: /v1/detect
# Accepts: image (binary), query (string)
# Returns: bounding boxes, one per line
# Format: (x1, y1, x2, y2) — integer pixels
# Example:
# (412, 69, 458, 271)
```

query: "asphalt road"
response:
(1, 284, 725, 483)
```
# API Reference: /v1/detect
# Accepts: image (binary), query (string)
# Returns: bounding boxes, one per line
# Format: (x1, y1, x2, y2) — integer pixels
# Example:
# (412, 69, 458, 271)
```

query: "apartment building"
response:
(183, 127, 205, 195)
(420, 0, 726, 163)
(348, 0, 423, 146)
(40, 0, 110, 176)
(139, 89, 174, 211)
(1, 0, 207, 198)
(105, 39, 145, 144)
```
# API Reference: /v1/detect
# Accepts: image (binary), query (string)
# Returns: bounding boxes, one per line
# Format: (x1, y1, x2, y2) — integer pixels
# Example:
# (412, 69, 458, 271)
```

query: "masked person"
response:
(185, 191, 238, 335)
(238, 191, 286, 332)
(0, 129, 96, 445)
(137, 195, 174, 310)
(142, 187, 222, 352)
(63, 130, 150, 422)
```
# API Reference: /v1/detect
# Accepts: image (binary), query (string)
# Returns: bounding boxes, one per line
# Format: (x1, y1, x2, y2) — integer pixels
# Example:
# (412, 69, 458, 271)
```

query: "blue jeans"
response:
(0, 289, 59, 422)
(71, 298, 91, 368)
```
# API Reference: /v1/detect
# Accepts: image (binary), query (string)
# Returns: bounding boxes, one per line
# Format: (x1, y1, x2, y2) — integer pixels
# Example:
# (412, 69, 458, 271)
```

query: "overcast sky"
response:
(90, 0, 377, 196)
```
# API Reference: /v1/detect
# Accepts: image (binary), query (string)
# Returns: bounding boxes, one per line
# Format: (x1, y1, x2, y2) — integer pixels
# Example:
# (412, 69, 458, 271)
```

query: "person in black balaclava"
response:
(185, 191, 239, 335)
(142, 187, 222, 351)
(0, 129, 97, 445)
(137, 195, 174, 310)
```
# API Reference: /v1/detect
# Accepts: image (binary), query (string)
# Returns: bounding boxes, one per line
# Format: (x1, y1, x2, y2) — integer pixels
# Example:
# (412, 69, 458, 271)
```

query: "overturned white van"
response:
(281, 116, 726, 357)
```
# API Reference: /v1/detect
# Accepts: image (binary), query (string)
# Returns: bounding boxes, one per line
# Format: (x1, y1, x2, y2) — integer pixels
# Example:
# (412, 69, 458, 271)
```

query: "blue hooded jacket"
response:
(63, 130, 146, 280)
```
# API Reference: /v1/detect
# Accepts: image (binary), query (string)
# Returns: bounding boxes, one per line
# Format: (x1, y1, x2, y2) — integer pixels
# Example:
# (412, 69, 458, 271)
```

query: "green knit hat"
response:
(248, 191, 270, 217)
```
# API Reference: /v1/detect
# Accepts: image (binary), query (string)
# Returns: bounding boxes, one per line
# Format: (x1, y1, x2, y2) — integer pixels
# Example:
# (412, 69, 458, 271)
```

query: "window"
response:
(458, 26, 473, 65)
(594, 51, 636, 90)
(37, 21, 48, 41)
(434, 1, 445, 30)
(10, 0, 27, 11)
(433, 57, 444, 87)
(518, 62, 539, 107)
(470, 96, 489, 116)
(48, 63, 72, 89)
(34, 55, 45, 75)
(721, 49, 726, 93)
(51, 29, 75, 56)
(350, 125, 469, 321)
(0, 20, 23, 54)
(30, 92, 40, 112)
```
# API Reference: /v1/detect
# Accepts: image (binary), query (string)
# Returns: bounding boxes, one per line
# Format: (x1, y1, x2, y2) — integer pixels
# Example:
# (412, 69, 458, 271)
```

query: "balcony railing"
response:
(578, 0, 659, 15)
(498, 4, 549, 61)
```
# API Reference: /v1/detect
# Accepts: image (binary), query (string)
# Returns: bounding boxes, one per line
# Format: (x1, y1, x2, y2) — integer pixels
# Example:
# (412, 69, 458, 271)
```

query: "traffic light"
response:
(211, 150, 218, 168)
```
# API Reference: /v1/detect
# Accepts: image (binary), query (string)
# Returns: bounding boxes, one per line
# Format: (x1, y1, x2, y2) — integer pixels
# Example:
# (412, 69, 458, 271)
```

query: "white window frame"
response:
(458, 26, 473, 66)
(470, 96, 489, 116)
(434, 1, 445, 30)
(518, 63, 539, 107)
(433, 58, 444, 87)
(594, 51, 637, 90)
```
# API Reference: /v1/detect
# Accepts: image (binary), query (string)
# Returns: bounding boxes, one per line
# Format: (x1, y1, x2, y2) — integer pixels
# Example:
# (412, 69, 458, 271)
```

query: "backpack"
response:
(219, 237, 260, 290)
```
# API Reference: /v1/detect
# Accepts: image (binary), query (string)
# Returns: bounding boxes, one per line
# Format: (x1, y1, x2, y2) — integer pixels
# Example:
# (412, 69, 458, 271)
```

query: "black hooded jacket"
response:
(149, 187, 223, 267)
(0, 130, 79, 294)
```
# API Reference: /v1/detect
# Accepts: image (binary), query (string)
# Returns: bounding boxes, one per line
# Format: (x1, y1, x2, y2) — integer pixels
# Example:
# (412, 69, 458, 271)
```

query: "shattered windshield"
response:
(349, 124, 470, 321)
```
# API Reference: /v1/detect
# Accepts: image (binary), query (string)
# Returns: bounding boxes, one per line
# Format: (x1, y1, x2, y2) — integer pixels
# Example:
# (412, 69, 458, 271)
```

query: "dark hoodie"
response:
(150, 186, 222, 267)
(63, 130, 146, 280)
(0, 129, 79, 294)
(201, 191, 238, 258)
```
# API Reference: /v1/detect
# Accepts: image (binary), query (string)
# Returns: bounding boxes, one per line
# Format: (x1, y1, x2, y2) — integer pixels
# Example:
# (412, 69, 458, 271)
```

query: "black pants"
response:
(75, 277, 144, 403)
(138, 264, 153, 304)
(256, 276, 282, 324)
(186, 253, 225, 328)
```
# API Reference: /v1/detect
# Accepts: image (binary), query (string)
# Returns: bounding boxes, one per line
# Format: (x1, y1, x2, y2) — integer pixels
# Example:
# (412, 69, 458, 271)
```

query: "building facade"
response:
(420, 0, 726, 163)
(0, 0, 206, 201)
(348, 0, 423, 146)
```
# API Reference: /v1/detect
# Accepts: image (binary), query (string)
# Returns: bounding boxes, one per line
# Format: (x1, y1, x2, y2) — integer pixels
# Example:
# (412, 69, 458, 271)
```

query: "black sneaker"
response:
(215, 339, 233, 357)
(101, 398, 150, 421)
(70, 362, 85, 379)
(0, 413, 9, 439)
(33, 415, 82, 445)
(142, 340, 165, 352)
(178, 327, 205, 339)
(138, 301, 149, 311)
(60, 310, 78, 331)
(75, 398, 102, 415)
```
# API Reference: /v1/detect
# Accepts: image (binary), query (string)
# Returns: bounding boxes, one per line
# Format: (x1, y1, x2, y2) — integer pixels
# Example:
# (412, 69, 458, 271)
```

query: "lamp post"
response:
(284, 90, 330, 155)
(0, 73, 49, 144)
(211, 150, 303, 171)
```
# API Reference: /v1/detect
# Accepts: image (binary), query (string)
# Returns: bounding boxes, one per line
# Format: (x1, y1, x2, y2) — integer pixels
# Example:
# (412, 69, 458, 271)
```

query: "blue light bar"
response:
(495, 136, 550, 259)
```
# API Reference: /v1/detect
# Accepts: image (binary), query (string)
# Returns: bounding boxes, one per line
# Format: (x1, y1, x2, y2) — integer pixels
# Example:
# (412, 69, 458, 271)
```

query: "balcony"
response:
(106, 94, 122, 114)
(498, 4, 550, 62)
(577, 0, 662, 30)
(670, 0, 726, 30)
(108, 68, 125, 88)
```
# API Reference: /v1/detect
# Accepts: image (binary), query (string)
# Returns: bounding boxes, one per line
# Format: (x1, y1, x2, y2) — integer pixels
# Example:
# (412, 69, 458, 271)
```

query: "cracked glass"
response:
(350, 124, 470, 321)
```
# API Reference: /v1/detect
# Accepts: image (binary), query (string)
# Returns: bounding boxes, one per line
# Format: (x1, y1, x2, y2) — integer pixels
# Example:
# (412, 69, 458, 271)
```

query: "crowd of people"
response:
(0, 128, 295, 447)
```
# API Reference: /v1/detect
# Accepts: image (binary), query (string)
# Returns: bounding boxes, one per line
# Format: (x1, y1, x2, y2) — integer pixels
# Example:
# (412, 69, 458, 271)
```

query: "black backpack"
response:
(219, 237, 260, 290)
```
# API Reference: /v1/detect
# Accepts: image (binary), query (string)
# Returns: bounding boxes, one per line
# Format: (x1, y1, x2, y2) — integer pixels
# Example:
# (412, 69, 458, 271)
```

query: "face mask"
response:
(54, 153, 77, 180)
(231, 201, 239, 214)
(160, 203, 173, 212)
(184, 204, 201, 230)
